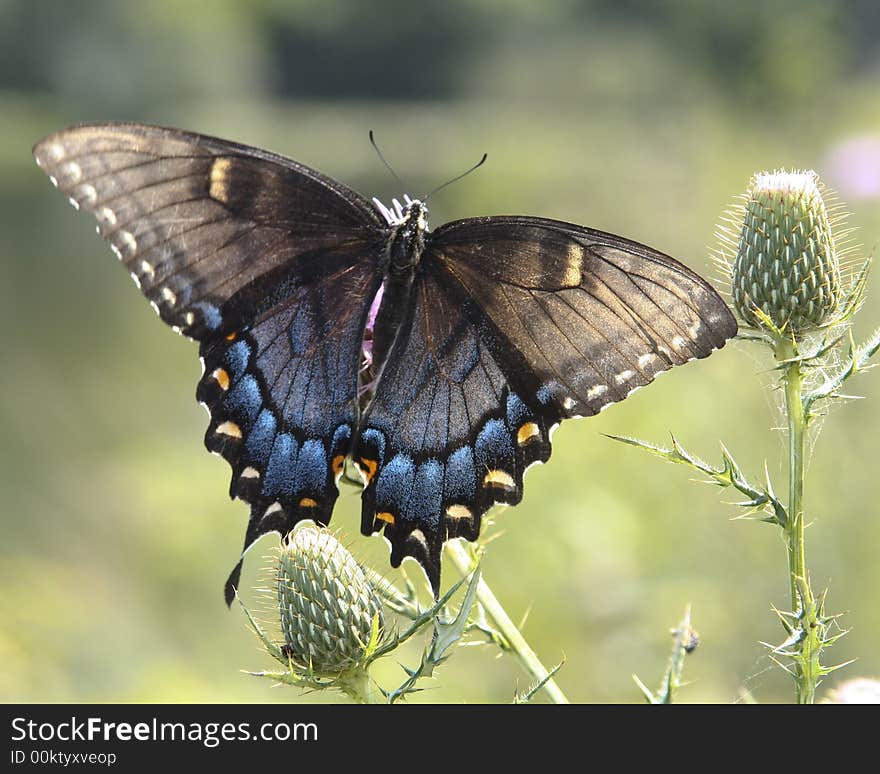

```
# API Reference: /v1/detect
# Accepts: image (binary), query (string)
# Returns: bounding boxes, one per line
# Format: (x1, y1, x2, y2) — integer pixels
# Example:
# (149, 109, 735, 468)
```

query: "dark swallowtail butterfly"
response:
(33, 123, 737, 604)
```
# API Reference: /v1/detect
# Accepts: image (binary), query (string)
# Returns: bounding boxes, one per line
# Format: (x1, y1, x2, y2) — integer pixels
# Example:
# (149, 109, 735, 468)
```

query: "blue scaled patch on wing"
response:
(246, 408, 277, 461)
(506, 392, 530, 427)
(223, 374, 261, 424)
(443, 445, 477, 501)
(359, 427, 386, 463)
(536, 380, 567, 406)
(296, 439, 328, 492)
(475, 418, 514, 470)
(194, 302, 222, 331)
(376, 453, 416, 511)
(332, 424, 352, 450)
(223, 339, 251, 380)
(409, 460, 443, 528)
(264, 432, 298, 498)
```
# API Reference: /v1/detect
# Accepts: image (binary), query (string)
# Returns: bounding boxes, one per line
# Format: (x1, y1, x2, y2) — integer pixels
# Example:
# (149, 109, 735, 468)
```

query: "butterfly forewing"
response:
(32, 124, 383, 339)
(430, 216, 736, 417)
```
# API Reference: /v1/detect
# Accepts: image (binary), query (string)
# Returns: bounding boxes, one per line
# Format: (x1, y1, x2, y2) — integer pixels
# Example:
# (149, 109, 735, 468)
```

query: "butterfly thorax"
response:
(386, 199, 428, 277)
(363, 199, 429, 389)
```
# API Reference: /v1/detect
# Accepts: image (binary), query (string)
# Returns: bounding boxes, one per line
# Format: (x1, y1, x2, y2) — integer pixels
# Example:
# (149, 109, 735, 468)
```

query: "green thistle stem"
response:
(445, 540, 569, 704)
(337, 666, 377, 704)
(778, 337, 808, 607)
(776, 336, 820, 704)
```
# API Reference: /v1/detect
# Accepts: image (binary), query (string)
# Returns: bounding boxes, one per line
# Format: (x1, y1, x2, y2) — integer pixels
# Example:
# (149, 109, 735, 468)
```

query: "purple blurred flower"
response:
(824, 135, 880, 200)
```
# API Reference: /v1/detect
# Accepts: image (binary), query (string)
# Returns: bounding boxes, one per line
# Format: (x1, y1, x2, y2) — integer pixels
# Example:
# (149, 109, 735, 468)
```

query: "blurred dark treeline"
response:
(3, 0, 879, 109)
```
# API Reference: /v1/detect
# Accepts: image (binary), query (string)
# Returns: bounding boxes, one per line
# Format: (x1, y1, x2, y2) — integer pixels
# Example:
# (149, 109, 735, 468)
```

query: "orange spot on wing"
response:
(332, 454, 346, 478)
(212, 368, 230, 391)
(483, 469, 515, 489)
(516, 422, 540, 445)
(299, 497, 318, 508)
(215, 421, 242, 439)
(225, 332, 237, 341)
(376, 511, 395, 525)
(358, 457, 379, 484)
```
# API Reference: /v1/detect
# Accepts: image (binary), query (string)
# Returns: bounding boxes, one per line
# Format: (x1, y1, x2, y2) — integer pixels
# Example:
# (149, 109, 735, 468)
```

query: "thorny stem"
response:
(338, 666, 377, 704)
(778, 337, 808, 608)
(445, 539, 570, 704)
(776, 336, 820, 704)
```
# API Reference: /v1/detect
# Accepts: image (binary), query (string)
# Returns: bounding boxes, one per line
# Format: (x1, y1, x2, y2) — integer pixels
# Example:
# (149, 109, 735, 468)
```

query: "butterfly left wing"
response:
(32, 123, 384, 340)
(33, 123, 389, 603)
(355, 215, 736, 592)
(199, 254, 383, 604)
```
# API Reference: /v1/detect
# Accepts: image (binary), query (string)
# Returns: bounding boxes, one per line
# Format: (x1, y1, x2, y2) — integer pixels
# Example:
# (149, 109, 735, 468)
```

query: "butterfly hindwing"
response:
(197, 254, 384, 602)
(353, 268, 563, 588)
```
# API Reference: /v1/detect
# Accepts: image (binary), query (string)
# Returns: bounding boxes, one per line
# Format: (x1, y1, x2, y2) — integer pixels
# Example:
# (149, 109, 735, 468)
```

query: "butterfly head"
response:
(379, 195, 429, 276)
(373, 194, 428, 229)
(399, 197, 429, 235)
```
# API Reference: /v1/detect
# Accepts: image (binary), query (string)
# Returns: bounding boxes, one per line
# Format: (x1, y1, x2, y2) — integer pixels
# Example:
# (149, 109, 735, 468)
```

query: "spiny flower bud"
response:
(277, 526, 384, 675)
(732, 170, 841, 333)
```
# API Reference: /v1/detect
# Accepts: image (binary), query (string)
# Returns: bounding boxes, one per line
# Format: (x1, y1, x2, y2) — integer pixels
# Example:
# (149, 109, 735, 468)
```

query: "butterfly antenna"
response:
(424, 153, 488, 201)
(369, 130, 406, 188)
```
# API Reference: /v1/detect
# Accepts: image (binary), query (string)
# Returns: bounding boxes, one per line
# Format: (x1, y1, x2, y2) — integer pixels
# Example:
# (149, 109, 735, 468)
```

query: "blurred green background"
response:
(2, 0, 879, 704)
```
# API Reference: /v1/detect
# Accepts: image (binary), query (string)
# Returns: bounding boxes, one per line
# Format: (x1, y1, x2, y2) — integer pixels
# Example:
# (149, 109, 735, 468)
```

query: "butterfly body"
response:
(33, 123, 737, 603)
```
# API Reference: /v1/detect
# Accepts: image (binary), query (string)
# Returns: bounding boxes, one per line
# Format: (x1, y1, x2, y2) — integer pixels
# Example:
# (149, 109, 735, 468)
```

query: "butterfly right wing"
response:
(352, 267, 552, 591)
(352, 215, 736, 594)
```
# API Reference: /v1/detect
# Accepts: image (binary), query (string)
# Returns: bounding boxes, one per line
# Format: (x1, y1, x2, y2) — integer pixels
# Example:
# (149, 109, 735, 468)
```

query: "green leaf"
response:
(513, 661, 565, 704)
(387, 567, 482, 703)
(608, 435, 787, 527)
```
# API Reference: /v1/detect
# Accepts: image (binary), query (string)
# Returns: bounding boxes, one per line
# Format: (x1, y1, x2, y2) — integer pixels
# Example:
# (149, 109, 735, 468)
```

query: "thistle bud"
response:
(277, 526, 384, 675)
(731, 170, 841, 333)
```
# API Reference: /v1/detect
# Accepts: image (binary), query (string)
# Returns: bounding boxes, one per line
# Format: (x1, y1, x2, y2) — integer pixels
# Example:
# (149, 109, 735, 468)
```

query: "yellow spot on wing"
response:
(376, 511, 395, 525)
(216, 421, 242, 438)
(209, 158, 232, 203)
(563, 242, 584, 286)
(212, 368, 230, 391)
(516, 422, 541, 445)
(446, 504, 473, 520)
(483, 470, 515, 489)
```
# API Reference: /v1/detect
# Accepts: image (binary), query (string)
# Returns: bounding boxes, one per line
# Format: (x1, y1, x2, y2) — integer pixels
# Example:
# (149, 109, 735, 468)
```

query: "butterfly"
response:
(33, 123, 737, 604)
